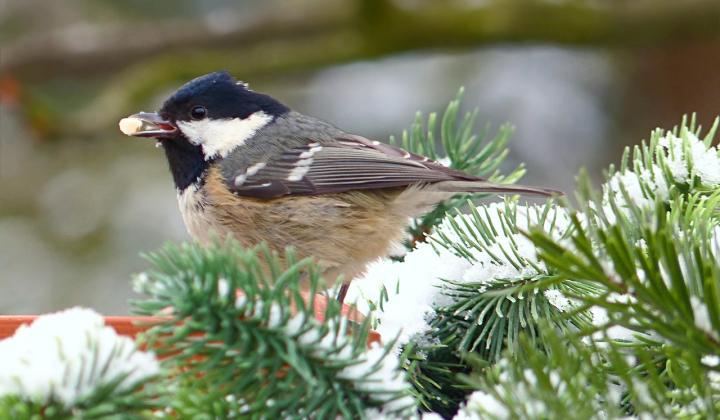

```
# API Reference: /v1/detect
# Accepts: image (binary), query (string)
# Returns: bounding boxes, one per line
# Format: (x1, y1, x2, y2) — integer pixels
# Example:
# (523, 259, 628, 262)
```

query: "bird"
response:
(119, 71, 559, 302)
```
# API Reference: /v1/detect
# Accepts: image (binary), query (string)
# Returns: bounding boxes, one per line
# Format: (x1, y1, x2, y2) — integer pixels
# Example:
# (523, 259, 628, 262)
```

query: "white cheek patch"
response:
(176, 111, 273, 160)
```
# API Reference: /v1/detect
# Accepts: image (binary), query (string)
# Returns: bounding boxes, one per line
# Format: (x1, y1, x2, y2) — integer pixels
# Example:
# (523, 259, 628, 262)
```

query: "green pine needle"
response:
(390, 88, 526, 249)
(132, 239, 415, 418)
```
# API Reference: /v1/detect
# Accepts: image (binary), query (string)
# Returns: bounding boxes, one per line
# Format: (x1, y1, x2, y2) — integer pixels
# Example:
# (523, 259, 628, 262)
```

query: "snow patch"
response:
(0, 307, 159, 406)
(659, 132, 720, 186)
(348, 203, 571, 348)
(690, 296, 719, 339)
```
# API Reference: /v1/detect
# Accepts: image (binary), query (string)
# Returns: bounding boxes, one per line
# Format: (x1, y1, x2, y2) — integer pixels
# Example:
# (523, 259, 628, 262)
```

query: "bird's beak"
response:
(118, 112, 177, 138)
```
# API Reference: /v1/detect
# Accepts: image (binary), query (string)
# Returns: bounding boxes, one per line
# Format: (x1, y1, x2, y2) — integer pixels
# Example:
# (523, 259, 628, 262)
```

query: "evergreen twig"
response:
(132, 240, 415, 419)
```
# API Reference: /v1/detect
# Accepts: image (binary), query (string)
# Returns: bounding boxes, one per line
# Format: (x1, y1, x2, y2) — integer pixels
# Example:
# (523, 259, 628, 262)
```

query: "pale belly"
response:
(176, 180, 409, 282)
(177, 184, 227, 244)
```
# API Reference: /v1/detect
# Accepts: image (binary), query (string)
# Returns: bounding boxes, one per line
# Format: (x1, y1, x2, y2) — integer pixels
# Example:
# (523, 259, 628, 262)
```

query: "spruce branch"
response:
(521, 117, 720, 418)
(391, 116, 720, 416)
(393, 200, 601, 413)
(390, 88, 525, 249)
(458, 332, 619, 419)
(529, 118, 720, 353)
(455, 325, 717, 420)
(132, 240, 415, 418)
(427, 200, 594, 361)
(602, 115, 720, 227)
(530, 185, 720, 354)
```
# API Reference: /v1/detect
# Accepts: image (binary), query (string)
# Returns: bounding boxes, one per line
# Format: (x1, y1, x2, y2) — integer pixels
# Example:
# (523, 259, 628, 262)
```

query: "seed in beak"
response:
(119, 117, 144, 136)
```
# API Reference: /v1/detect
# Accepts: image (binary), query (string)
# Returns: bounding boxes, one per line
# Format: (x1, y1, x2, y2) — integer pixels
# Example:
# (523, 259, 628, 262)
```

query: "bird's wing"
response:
(223, 135, 481, 199)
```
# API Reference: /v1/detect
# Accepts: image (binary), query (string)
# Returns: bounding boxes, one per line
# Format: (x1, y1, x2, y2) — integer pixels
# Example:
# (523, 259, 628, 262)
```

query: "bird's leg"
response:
(336, 282, 350, 304)
(321, 267, 352, 304)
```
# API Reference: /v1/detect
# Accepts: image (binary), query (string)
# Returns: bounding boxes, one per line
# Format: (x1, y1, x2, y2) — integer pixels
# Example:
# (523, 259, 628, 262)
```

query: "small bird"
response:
(119, 71, 558, 301)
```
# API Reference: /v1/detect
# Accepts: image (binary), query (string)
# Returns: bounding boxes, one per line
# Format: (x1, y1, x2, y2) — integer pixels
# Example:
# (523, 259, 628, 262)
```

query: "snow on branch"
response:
(350, 201, 579, 348)
(0, 308, 158, 412)
(603, 117, 720, 220)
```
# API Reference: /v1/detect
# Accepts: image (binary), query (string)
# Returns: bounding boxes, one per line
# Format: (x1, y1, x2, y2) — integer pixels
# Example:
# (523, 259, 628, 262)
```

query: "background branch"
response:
(4, 0, 720, 137)
(5, 0, 720, 78)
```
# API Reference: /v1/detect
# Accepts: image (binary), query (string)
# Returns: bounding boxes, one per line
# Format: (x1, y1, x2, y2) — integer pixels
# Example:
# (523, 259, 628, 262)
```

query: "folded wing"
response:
(224, 135, 482, 199)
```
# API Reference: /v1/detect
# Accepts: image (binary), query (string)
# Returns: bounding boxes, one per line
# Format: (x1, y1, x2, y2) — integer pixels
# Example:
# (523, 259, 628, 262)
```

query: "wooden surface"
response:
(0, 315, 161, 340)
(0, 294, 381, 344)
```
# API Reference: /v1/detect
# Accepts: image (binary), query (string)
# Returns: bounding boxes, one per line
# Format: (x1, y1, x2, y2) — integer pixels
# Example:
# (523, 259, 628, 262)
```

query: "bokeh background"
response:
(1, 0, 719, 314)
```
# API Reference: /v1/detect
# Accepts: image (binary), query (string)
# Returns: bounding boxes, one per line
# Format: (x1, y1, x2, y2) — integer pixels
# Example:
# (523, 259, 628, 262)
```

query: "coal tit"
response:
(119, 71, 558, 299)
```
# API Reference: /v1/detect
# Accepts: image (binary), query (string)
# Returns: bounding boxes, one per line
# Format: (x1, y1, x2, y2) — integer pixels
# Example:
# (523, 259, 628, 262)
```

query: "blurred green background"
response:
(1, 0, 719, 314)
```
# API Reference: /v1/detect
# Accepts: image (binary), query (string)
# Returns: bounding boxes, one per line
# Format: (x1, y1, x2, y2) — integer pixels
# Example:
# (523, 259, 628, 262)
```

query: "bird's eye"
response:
(190, 106, 207, 120)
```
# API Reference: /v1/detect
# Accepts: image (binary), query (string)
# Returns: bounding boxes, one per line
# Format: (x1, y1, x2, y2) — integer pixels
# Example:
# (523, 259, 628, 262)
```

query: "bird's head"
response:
(119, 71, 289, 189)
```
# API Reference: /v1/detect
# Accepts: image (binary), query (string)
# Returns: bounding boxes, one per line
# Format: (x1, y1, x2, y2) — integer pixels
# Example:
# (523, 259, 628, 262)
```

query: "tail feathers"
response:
(432, 180, 562, 197)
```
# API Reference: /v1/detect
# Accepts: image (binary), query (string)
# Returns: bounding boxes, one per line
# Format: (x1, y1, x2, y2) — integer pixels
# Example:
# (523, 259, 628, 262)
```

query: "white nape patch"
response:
(176, 111, 272, 160)
(234, 174, 247, 186)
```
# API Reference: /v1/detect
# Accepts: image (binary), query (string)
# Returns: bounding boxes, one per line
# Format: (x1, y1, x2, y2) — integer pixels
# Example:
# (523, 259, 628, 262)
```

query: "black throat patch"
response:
(162, 138, 210, 190)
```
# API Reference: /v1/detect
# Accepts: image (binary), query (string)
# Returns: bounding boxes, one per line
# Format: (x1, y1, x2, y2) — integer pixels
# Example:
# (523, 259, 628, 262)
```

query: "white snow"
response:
(701, 355, 720, 367)
(267, 303, 283, 328)
(284, 313, 307, 336)
(296, 325, 322, 347)
(337, 342, 415, 412)
(437, 157, 452, 167)
(607, 293, 638, 305)
(288, 313, 415, 414)
(703, 354, 720, 391)
(217, 277, 230, 297)
(0, 307, 159, 407)
(589, 303, 637, 343)
(658, 132, 720, 186)
(690, 296, 719, 340)
(348, 202, 571, 348)
(603, 166, 667, 219)
(348, 241, 471, 345)
(659, 134, 690, 182)
(453, 390, 509, 420)
(453, 366, 548, 420)
(544, 289, 574, 312)
(602, 131, 720, 223)
(361, 410, 443, 420)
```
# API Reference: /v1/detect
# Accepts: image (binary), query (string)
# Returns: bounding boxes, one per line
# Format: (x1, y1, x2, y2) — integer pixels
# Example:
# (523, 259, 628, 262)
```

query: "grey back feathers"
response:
(216, 111, 559, 199)
(220, 112, 343, 171)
